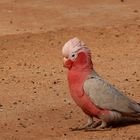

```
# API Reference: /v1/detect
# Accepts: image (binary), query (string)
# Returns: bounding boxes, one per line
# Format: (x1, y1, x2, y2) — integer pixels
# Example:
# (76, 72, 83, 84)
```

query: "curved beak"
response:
(63, 57, 73, 69)
(63, 57, 67, 65)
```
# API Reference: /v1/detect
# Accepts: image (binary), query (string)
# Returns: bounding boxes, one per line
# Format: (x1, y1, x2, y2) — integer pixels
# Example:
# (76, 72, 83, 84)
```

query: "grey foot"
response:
(70, 120, 102, 131)
(91, 120, 102, 128)
(85, 121, 112, 131)
(70, 116, 94, 131)
(70, 123, 93, 131)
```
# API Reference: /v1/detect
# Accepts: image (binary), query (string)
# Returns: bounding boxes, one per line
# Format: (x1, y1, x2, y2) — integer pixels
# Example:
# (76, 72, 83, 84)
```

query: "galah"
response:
(62, 37, 140, 131)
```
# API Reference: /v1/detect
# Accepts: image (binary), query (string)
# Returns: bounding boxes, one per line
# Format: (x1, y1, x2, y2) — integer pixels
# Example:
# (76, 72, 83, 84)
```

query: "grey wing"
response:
(83, 75, 140, 114)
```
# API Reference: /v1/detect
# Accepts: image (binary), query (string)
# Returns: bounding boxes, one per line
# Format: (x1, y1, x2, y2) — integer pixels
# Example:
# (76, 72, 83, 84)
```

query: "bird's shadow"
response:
(111, 118, 140, 128)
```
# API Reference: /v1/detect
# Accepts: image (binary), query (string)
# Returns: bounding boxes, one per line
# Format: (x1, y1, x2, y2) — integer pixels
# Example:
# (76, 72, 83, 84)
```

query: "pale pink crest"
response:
(62, 37, 86, 58)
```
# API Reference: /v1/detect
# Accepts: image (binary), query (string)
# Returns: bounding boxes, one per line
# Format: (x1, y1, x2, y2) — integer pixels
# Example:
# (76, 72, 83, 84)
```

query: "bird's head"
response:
(62, 37, 93, 71)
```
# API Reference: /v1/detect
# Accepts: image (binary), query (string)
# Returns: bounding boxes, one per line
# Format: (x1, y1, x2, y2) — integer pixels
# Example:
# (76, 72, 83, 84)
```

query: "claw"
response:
(85, 122, 112, 132)
(69, 116, 105, 131)
(70, 121, 102, 131)
(70, 124, 93, 131)
(70, 116, 94, 131)
(91, 120, 102, 128)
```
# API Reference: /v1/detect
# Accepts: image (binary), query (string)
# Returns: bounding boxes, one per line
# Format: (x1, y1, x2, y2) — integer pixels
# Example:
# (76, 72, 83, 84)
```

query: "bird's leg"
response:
(85, 121, 112, 131)
(91, 118, 102, 128)
(91, 120, 102, 128)
(71, 116, 93, 131)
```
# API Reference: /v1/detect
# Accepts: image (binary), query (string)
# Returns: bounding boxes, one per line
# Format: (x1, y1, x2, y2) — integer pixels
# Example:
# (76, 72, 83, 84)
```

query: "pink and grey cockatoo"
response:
(62, 37, 140, 131)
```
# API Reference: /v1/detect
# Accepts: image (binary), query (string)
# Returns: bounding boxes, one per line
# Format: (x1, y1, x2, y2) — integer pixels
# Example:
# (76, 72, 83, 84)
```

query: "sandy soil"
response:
(0, 0, 140, 140)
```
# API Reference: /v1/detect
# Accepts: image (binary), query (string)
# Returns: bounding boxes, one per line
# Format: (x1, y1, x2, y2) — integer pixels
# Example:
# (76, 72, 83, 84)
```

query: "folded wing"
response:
(83, 73, 140, 115)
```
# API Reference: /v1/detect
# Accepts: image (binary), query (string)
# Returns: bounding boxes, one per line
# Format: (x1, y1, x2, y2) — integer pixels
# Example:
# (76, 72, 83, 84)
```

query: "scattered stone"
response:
(19, 122, 26, 128)
(24, 63, 27, 66)
(125, 78, 128, 81)
(115, 34, 119, 37)
(31, 81, 35, 84)
(99, 32, 104, 35)
(13, 102, 17, 105)
(10, 20, 13, 24)
(4, 123, 7, 126)
(68, 102, 71, 105)
(134, 10, 138, 13)
(51, 127, 54, 130)
(132, 72, 136, 75)
(58, 41, 61, 45)
(36, 72, 40, 74)
(26, 35, 30, 39)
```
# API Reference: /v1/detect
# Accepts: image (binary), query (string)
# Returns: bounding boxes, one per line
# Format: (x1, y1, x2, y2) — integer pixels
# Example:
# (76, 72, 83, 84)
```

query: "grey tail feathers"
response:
(128, 103, 140, 117)
(134, 103, 140, 113)
(130, 102, 140, 111)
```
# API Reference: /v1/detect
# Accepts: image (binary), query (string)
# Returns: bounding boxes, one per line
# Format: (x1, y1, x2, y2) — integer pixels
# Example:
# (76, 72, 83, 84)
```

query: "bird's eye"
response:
(70, 53, 77, 60)
(72, 54, 75, 57)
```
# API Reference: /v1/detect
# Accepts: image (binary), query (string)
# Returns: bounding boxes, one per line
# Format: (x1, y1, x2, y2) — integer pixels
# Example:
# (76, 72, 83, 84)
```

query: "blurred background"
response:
(0, 0, 140, 140)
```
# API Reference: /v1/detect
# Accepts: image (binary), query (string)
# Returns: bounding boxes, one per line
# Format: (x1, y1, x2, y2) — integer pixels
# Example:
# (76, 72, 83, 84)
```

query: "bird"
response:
(62, 37, 140, 131)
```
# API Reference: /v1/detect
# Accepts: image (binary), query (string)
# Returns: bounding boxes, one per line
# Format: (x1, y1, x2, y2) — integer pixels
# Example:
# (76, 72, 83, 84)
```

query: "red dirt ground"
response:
(0, 0, 140, 139)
